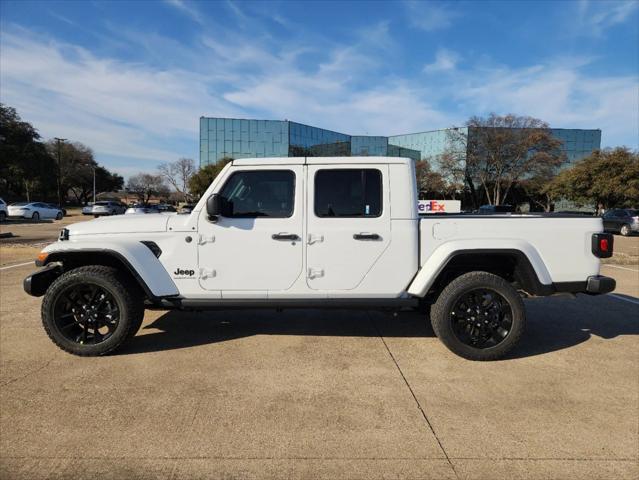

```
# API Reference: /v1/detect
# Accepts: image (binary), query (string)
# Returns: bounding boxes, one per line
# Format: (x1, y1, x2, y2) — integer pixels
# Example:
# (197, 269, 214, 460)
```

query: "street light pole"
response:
(93, 166, 96, 204)
(53, 137, 66, 208)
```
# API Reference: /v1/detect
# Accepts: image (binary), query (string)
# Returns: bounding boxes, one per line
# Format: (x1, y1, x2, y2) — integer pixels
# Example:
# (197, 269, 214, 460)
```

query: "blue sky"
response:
(1, 0, 638, 178)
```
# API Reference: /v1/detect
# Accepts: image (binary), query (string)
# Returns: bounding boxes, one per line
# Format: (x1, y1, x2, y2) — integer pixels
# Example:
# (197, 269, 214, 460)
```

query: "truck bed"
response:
(418, 215, 602, 284)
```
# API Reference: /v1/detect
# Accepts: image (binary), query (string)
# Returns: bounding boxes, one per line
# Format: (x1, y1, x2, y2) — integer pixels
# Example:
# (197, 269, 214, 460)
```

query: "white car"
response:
(0, 198, 7, 222)
(125, 204, 160, 214)
(25, 157, 615, 360)
(82, 204, 94, 215)
(91, 201, 127, 217)
(8, 202, 63, 220)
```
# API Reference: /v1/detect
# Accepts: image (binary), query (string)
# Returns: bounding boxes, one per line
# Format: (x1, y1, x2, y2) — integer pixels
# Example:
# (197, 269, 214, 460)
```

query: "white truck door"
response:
(197, 166, 304, 293)
(306, 165, 391, 291)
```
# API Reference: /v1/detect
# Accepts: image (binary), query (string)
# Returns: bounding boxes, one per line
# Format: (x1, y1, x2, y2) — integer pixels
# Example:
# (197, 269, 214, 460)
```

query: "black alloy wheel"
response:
(41, 266, 144, 356)
(430, 271, 526, 361)
(52, 283, 120, 346)
(450, 288, 512, 349)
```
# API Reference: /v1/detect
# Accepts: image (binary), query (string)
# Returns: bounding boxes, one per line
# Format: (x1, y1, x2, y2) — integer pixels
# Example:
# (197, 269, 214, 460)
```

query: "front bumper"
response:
(23, 265, 62, 297)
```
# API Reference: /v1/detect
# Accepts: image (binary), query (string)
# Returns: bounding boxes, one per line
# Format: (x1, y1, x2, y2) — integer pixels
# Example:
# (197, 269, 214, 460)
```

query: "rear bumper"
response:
(585, 275, 616, 294)
(552, 275, 616, 296)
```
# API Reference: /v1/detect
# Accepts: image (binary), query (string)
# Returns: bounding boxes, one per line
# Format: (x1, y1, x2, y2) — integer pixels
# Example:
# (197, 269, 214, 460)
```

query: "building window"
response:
(314, 169, 382, 217)
(219, 170, 295, 218)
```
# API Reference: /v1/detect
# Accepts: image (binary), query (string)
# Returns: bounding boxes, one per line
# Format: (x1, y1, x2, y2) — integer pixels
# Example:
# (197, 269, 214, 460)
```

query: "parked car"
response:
(0, 198, 7, 222)
(7, 202, 63, 220)
(479, 205, 515, 214)
(179, 204, 196, 214)
(26, 156, 615, 360)
(125, 204, 160, 215)
(92, 201, 126, 217)
(602, 208, 639, 236)
(156, 204, 176, 213)
(82, 203, 94, 215)
(45, 204, 67, 217)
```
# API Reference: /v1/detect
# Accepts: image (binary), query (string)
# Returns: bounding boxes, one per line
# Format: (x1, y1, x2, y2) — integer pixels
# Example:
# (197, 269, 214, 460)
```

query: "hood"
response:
(68, 214, 171, 236)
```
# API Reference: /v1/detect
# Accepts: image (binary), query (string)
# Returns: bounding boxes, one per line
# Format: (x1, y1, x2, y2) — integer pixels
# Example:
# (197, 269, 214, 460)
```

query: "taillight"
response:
(592, 233, 613, 258)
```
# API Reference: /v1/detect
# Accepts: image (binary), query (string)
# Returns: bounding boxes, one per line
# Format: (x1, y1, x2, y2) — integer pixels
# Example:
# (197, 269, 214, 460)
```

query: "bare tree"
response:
(126, 173, 169, 203)
(158, 158, 195, 202)
(415, 160, 447, 199)
(442, 114, 565, 206)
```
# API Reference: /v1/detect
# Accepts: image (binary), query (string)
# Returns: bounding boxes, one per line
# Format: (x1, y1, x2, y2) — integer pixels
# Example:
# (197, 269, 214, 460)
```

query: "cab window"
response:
(219, 170, 295, 218)
(314, 169, 382, 217)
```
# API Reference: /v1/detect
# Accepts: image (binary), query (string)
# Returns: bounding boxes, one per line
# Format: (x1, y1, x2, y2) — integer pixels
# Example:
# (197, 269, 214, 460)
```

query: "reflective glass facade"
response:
(199, 118, 601, 170)
(199, 117, 420, 166)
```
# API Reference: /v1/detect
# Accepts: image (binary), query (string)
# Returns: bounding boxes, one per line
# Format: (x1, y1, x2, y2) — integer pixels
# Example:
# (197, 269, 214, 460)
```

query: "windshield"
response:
(627, 209, 638, 216)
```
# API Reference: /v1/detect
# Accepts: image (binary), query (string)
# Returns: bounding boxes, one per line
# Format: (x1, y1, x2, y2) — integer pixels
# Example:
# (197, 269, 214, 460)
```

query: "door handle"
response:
(353, 233, 381, 241)
(272, 232, 299, 241)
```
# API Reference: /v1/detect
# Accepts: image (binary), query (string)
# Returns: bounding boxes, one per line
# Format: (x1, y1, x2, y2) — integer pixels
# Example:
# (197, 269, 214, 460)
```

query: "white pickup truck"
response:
(24, 157, 615, 360)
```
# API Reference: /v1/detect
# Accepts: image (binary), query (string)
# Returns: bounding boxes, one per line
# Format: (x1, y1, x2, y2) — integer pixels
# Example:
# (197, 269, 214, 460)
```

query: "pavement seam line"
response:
(369, 313, 460, 480)
(0, 261, 33, 270)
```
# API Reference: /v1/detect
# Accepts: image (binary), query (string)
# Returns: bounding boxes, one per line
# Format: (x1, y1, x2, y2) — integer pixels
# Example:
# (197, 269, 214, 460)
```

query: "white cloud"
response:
(1, 15, 636, 183)
(449, 59, 639, 148)
(163, 0, 204, 25)
(404, 0, 460, 31)
(576, 0, 639, 35)
(423, 48, 460, 73)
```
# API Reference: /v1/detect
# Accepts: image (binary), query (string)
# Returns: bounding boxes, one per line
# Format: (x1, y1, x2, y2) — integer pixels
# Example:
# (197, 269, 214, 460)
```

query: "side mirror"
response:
(206, 194, 222, 221)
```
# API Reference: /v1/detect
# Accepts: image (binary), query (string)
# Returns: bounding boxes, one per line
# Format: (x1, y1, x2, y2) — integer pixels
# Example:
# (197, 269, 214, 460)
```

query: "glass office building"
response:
(199, 117, 601, 169)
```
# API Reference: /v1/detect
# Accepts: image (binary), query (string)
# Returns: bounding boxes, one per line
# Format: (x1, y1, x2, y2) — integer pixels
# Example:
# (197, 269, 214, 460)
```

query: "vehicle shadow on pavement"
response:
(120, 309, 430, 356)
(119, 296, 639, 359)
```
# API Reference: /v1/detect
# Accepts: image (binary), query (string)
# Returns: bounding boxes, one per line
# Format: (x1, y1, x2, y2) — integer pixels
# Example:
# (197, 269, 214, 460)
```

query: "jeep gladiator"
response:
(24, 157, 616, 360)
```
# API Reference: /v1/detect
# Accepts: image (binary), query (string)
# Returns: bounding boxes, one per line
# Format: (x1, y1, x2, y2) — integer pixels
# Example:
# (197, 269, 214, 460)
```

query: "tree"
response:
(158, 158, 195, 202)
(544, 148, 639, 210)
(67, 165, 124, 205)
(415, 160, 448, 199)
(188, 157, 233, 198)
(0, 104, 55, 200)
(44, 140, 123, 204)
(444, 114, 565, 206)
(126, 173, 169, 203)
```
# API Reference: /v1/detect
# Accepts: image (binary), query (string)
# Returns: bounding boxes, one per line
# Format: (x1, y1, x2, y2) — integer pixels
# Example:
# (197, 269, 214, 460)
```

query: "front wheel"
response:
(620, 224, 631, 236)
(430, 271, 526, 361)
(41, 266, 144, 356)
(31, 211, 40, 221)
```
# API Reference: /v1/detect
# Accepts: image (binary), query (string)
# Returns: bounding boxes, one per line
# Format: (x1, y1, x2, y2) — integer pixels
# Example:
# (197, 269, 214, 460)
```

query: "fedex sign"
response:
(418, 200, 461, 214)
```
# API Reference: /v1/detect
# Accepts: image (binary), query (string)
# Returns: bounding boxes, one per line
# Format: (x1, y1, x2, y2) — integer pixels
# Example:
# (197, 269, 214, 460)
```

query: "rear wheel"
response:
(55, 212, 63, 220)
(0, 211, 6, 222)
(430, 271, 526, 361)
(41, 266, 144, 356)
(620, 224, 631, 236)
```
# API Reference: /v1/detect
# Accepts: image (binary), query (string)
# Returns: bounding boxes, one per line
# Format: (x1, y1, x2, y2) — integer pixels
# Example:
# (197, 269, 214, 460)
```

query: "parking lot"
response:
(1, 215, 637, 480)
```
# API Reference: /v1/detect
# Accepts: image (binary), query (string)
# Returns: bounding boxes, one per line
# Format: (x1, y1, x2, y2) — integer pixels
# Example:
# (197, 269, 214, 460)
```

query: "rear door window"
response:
(314, 169, 382, 217)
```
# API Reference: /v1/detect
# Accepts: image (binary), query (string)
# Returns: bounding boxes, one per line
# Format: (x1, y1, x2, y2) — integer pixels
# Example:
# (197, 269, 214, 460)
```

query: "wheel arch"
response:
(39, 242, 179, 300)
(408, 246, 554, 298)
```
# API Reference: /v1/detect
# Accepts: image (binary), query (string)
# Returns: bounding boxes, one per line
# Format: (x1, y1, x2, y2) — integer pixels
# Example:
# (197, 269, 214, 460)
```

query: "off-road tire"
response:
(430, 271, 526, 361)
(42, 266, 144, 356)
(620, 224, 631, 236)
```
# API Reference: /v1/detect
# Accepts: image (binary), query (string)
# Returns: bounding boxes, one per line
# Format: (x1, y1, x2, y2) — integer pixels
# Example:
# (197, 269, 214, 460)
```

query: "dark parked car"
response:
(179, 204, 196, 214)
(602, 208, 639, 236)
(478, 204, 515, 214)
